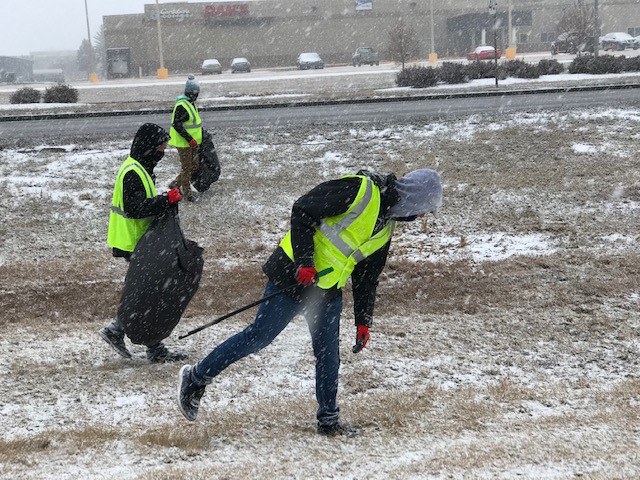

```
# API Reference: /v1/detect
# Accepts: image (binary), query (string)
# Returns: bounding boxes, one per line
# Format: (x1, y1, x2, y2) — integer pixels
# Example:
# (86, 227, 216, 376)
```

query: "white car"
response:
(601, 32, 637, 51)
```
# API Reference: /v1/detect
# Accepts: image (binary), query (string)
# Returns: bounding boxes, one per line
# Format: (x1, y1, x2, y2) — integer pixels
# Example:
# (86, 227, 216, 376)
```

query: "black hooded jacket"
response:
(262, 170, 401, 327)
(113, 123, 171, 258)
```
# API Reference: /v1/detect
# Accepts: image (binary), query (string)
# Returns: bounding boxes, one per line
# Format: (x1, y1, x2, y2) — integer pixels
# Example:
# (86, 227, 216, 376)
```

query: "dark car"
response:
(201, 58, 222, 75)
(551, 32, 596, 55)
(352, 47, 379, 66)
(297, 52, 324, 70)
(231, 57, 251, 73)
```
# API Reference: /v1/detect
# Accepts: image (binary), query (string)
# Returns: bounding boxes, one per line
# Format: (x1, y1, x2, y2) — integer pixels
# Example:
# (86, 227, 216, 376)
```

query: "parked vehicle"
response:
(551, 31, 596, 55)
(201, 59, 222, 75)
(601, 32, 636, 51)
(297, 52, 324, 70)
(468, 45, 502, 61)
(231, 57, 251, 73)
(352, 47, 379, 66)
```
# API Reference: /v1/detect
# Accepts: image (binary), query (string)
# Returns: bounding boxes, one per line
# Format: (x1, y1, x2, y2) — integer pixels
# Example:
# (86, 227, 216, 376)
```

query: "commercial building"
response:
(0, 56, 33, 83)
(102, 0, 640, 76)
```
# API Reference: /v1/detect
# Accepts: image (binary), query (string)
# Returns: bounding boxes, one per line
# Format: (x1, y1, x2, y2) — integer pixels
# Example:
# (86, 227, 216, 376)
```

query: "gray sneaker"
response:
(177, 364, 205, 421)
(99, 327, 132, 359)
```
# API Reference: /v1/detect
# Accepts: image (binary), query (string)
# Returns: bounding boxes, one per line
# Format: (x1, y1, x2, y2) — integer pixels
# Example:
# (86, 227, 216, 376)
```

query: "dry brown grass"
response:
(0, 426, 119, 463)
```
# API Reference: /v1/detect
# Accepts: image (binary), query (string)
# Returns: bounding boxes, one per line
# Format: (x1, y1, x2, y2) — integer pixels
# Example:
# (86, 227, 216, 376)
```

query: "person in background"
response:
(176, 168, 443, 436)
(100, 122, 187, 363)
(169, 74, 202, 202)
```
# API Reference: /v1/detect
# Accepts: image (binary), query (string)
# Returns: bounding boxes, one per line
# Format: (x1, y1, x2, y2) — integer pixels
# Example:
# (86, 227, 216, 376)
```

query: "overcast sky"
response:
(0, 0, 185, 57)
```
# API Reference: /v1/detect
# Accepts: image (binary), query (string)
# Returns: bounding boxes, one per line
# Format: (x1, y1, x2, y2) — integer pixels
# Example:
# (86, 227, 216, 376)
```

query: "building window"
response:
(540, 32, 555, 43)
(519, 33, 528, 44)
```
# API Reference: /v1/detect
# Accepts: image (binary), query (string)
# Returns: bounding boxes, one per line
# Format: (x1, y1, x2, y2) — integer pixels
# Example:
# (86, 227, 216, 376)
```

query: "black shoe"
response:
(177, 364, 205, 421)
(99, 327, 132, 359)
(316, 423, 359, 438)
(146, 343, 188, 363)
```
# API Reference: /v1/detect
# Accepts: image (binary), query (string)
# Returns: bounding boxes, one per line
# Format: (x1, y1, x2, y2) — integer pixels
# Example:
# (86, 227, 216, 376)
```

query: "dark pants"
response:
(192, 281, 343, 427)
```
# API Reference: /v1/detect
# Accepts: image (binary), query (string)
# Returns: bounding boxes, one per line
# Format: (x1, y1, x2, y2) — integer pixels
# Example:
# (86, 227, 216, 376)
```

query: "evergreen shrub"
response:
(395, 66, 439, 88)
(43, 83, 79, 103)
(9, 87, 41, 104)
(438, 62, 468, 84)
(537, 59, 564, 75)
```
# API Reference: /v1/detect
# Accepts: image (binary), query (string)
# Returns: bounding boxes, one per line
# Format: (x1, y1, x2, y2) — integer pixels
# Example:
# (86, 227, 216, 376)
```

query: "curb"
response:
(2, 82, 640, 123)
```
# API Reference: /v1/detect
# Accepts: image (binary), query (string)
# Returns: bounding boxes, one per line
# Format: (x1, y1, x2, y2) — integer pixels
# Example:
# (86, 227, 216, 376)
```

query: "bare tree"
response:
(388, 18, 420, 70)
(556, 0, 596, 52)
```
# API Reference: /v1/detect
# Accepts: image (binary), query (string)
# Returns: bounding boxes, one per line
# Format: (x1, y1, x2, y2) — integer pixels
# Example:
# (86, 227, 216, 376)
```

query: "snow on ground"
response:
(0, 102, 639, 479)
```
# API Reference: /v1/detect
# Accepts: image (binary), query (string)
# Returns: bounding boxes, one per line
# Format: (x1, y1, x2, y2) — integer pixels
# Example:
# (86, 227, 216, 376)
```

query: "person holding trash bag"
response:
(168, 74, 202, 202)
(177, 168, 442, 436)
(100, 122, 189, 363)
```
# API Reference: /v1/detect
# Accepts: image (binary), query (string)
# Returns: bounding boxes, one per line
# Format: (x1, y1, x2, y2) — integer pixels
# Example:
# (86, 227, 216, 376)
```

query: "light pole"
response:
(429, 0, 437, 62)
(594, 0, 600, 58)
(84, 0, 98, 81)
(489, 0, 498, 87)
(507, 0, 514, 56)
(155, 0, 168, 78)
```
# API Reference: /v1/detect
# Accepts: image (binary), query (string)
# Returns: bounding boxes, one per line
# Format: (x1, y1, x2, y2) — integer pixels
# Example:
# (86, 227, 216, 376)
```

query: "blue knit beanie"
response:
(388, 169, 442, 218)
(185, 74, 200, 95)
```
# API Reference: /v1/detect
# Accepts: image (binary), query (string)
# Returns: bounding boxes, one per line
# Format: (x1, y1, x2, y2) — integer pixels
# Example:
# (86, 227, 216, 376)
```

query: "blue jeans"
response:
(192, 281, 343, 427)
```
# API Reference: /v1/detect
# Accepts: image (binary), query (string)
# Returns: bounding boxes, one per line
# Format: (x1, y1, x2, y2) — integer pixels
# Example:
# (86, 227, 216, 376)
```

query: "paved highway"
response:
(2, 87, 640, 145)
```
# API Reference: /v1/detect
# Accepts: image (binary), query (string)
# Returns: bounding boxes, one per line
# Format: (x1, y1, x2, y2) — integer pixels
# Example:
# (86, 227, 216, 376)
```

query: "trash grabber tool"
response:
(178, 267, 333, 340)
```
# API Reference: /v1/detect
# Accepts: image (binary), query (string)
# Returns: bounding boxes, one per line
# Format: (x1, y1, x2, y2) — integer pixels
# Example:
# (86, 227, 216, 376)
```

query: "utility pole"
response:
(155, 0, 168, 78)
(84, 0, 97, 81)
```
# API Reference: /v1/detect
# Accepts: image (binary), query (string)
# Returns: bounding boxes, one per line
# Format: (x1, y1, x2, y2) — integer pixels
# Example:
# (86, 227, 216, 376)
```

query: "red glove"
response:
(188, 139, 198, 148)
(295, 266, 318, 286)
(167, 188, 183, 204)
(353, 325, 370, 353)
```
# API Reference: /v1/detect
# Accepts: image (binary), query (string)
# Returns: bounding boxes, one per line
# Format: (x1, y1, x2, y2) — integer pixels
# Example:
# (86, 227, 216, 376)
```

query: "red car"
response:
(468, 45, 502, 61)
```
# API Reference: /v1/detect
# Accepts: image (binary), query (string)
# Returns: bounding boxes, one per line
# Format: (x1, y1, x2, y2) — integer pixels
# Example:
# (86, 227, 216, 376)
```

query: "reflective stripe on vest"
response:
(168, 96, 203, 147)
(279, 175, 395, 289)
(106, 157, 157, 252)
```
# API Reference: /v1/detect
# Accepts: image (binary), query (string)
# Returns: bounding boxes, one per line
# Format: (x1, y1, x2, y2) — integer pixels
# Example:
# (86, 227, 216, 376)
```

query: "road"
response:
(2, 86, 640, 144)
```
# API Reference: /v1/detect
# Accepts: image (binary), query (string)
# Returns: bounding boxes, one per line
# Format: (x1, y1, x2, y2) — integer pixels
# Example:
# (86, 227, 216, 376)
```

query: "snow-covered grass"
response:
(1, 106, 639, 479)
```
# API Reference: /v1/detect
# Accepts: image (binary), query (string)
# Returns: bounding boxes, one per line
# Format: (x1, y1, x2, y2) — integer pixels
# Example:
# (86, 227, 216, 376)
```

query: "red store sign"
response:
(204, 4, 250, 17)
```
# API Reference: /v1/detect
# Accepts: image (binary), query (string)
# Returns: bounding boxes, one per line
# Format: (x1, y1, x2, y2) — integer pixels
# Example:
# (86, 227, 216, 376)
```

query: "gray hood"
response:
(387, 169, 442, 218)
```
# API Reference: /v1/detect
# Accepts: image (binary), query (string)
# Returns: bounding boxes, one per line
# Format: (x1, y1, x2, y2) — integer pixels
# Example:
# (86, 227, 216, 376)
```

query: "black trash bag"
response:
(192, 130, 221, 193)
(118, 207, 204, 346)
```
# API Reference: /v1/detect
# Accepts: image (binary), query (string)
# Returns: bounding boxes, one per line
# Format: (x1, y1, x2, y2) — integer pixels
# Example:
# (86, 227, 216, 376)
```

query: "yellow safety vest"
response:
(168, 96, 202, 147)
(280, 175, 396, 289)
(106, 156, 157, 252)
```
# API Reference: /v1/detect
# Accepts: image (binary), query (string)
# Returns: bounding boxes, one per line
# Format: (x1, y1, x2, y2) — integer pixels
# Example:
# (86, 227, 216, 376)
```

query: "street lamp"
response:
(156, 0, 169, 78)
(84, 0, 98, 82)
(429, 0, 438, 62)
(594, 0, 600, 58)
